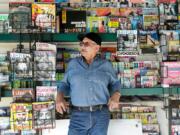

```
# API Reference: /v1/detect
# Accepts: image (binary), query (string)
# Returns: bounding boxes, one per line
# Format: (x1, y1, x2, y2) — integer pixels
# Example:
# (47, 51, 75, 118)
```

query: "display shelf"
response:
(1, 87, 180, 97)
(0, 33, 117, 42)
(120, 87, 168, 96)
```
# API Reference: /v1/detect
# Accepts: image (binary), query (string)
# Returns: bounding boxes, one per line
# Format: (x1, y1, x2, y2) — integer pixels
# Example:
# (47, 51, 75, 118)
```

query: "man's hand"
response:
(56, 92, 69, 114)
(108, 91, 120, 111)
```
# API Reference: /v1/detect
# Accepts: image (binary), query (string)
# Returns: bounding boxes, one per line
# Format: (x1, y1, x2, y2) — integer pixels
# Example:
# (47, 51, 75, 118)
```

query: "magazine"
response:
(32, 3, 56, 33)
(117, 30, 138, 55)
(108, 17, 120, 33)
(60, 10, 86, 33)
(9, 2, 31, 33)
(0, 107, 10, 116)
(36, 86, 57, 102)
(86, 16, 108, 33)
(36, 42, 57, 52)
(12, 88, 34, 102)
(10, 103, 32, 131)
(0, 117, 10, 130)
(139, 30, 159, 51)
(161, 62, 180, 87)
(0, 14, 9, 33)
(140, 76, 158, 88)
(143, 15, 159, 30)
(0, 129, 19, 135)
(10, 52, 32, 79)
(21, 129, 40, 135)
(142, 124, 160, 132)
(34, 51, 56, 81)
(32, 101, 55, 129)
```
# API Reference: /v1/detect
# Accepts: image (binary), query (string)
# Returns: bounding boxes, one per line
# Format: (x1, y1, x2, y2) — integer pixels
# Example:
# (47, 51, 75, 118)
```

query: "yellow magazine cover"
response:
(143, 15, 159, 30)
(10, 103, 32, 131)
(32, 3, 56, 33)
(168, 40, 180, 54)
(87, 16, 107, 33)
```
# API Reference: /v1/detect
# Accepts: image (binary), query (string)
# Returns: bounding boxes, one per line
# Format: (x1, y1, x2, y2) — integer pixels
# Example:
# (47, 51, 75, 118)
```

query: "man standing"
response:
(56, 32, 121, 135)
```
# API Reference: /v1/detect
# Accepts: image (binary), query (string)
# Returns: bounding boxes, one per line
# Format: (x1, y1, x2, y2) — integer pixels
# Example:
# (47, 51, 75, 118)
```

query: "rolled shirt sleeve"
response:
(106, 61, 121, 95)
(57, 61, 72, 93)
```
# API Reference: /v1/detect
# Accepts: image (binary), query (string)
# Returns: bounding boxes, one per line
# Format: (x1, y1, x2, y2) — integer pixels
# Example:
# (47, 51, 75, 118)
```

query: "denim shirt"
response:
(58, 56, 121, 106)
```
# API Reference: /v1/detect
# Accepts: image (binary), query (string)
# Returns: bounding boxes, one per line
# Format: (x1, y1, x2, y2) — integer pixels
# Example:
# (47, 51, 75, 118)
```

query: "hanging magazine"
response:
(117, 30, 138, 56)
(32, 101, 55, 129)
(12, 88, 34, 102)
(34, 51, 56, 81)
(9, 2, 31, 33)
(36, 86, 57, 102)
(0, 14, 9, 33)
(10, 52, 32, 79)
(32, 3, 56, 33)
(10, 103, 32, 131)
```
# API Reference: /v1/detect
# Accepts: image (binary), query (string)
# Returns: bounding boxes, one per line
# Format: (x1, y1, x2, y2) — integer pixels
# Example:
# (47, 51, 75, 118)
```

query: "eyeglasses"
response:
(79, 41, 97, 48)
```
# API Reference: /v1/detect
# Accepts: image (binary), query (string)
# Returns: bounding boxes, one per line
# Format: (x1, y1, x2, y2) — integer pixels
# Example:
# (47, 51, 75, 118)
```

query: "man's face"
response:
(79, 37, 100, 60)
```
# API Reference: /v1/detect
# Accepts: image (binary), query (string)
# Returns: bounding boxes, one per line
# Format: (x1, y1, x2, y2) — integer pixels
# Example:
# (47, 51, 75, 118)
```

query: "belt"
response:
(71, 104, 107, 112)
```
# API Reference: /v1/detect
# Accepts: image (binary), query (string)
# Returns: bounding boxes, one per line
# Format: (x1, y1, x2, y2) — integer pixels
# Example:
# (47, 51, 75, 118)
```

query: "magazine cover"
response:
(0, 117, 10, 130)
(129, 15, 143, 30)
(95, 7, 111, 16)
(21, 129, 41, 135)
(144, 0, 158, 7)
(86, 16, 108, 33)
(0, 107, 10, 116)
(172, 125, 180, 135)
(121, 69, 136, 88)
(119, 8, 142, 17)
(36, 86, 57, 102)
(137, 106, 155, 113)
(0, 53, 7, 62)
(60, 10, 86, 33)
(130, 0, 145, 7)
(119, 17, 131, 30)
(142, 8, 159, 15)
(0, 129, 19, 135)
(140, 76, 158, 88)
(112, 0, 130, 7)
(32, 101, 55, 129)
(0, 14, 9, 33)
(159, 2, 178, 24)
(168, 40, 180, 55)
(142, 124, 160, 132)
(12, 88, 34, 102)
(117, 30, 138, 55)
(10, 103, 32, 131)
(161, 62, 180, 87)
(139, 30, 159, 50)
(32, 3, 56, 33)
(108, 17, 120, 33)
(159, 30, 180, 59)
(9, 2, 31, 33)
(34, 51, 56, 81)
(143, 15, 159, 30)
(10, 52, 32, 79)
(36, 42, 57, 52)
(9, 0, 33, 2)
(35, 0, 55, 2)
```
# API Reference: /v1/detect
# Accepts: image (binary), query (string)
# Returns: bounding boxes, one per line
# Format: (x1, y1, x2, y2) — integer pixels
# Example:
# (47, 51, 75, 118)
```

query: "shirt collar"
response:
(81, 54, 100, 63)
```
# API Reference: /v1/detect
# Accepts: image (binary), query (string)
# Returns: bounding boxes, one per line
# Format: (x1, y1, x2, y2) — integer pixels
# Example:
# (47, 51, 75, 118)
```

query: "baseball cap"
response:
(77, 32, 102, 45)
